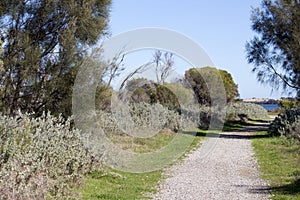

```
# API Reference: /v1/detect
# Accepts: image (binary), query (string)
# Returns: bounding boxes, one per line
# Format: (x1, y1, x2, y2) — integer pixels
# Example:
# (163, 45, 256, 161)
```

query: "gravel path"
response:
(153, 124, 270, 200)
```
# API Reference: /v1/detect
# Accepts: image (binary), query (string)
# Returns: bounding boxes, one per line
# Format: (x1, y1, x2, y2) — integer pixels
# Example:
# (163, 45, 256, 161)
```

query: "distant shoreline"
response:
(242, 97, 296, 104)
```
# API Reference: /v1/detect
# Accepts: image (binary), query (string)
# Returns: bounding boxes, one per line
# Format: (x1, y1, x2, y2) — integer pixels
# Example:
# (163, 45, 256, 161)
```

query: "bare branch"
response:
(119, 61, 153, 91)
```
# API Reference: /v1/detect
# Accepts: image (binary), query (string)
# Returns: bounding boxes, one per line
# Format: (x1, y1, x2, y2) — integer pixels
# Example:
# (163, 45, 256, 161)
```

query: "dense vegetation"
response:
(247, 1, 300, 198)
(0, 0, 299, 199)
(246, 0, 300, 96)
(185, 67, 239, 105)
(226, 102, 269, 121)
(0, 113, 99, 199)
(269, 109, 300, 143)
(0, 0, 111, 117)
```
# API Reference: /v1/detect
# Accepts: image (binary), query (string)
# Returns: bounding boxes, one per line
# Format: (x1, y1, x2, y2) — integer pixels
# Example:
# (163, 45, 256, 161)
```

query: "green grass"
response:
(80, 130, 206, 199)
(252, 132, 300, 199)
(80, 168, 162, 200)
(107, 131, 176, 153)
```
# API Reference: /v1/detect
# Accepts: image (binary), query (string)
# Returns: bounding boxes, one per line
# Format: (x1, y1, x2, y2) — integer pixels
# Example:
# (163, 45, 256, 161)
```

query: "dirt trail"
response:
(153, 123, 270, 200)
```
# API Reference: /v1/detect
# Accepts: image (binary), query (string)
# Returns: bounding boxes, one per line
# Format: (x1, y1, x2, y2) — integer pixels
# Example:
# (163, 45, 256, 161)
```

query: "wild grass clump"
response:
(227, 102, 269, 121)
(269, 109, 300, 143)
(0, 112, 99, 199)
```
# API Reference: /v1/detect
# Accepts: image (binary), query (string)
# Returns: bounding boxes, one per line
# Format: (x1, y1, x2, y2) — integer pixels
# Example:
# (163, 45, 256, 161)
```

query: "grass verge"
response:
(80, 130, 206, 199)
(252, 132, 300, 199)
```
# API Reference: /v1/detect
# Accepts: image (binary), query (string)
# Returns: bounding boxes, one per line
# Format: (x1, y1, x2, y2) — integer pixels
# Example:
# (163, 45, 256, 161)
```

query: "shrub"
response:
(97, 102, 225, 134)
(285, 118, 300, 143)
(226, 102, 269, 121)
(181, 105, 225, 130)
(163, 82, 195, 106)
(97, 103, 182, 135)
(269, 109, 300, 143)
(129, 82, 180, 111)
(279, 99, 300, 110)
(0, 112, 98, 199)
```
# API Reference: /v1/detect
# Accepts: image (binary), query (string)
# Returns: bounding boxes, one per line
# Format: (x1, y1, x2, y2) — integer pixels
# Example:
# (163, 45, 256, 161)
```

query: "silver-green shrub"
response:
(96, 103, 183, 136)
(269, 109, 300, 143)
(227, 102, 269, 121)
(285, 118, 300, 143)
(180, 105, 226, 130)
(0, 112, 98, 199)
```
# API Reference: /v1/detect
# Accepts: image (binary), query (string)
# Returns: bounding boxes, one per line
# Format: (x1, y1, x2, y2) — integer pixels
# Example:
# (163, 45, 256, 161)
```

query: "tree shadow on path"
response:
(249, 179, 300, 196)
(220, 121, 270, 140)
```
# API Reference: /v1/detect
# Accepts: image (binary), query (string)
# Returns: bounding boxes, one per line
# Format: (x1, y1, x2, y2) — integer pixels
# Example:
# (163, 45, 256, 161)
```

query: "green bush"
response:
(130, 82, 180, 111)
(181, 105, 225, 130)
(97, 102, 225, 134)
(0, 112, 99, 199)
(285, 118, 300, 143)
(97, 103, 183, 135)
(279, 99, 300, 110)
(227, 102, 269, 121)
(269, 109, 300, 143)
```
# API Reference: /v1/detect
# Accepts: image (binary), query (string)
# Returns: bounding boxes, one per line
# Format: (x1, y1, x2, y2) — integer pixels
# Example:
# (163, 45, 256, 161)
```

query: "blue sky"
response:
(108, 0, 289, 99)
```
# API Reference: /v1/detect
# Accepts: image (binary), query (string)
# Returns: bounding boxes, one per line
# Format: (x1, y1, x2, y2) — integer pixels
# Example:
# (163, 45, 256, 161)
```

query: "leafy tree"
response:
(185, 68, 210, 105)
(219, 69, 239, 102)
(130, 82, 180, 111)
(185, 67, 239, 105)
(163, 82, 196, 106)
(0, 0, 111, 116)
(246, 0, 300, 96)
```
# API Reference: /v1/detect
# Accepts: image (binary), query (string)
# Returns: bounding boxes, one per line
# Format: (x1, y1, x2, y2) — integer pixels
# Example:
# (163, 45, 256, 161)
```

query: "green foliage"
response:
(246, 0, 300, 95)
(180, 105, 225, 130)
(130, 82, 180, 111)
(95, 84, 114, 111)
(185, 68, 211, 105)
(285, 118, 300, 143)
(219, 69, 239, 102)
(227, 102, 269, 121)
(97, 103, 183, 135)
(163, 82, 196, 106)
(185, 67, 239, 105)
(0, 0, 111, 116)
(279, 99, 300, 110)
(125, 78, 149, 93)
(0, 112, 99, 199)
(269, 109, 300, 142)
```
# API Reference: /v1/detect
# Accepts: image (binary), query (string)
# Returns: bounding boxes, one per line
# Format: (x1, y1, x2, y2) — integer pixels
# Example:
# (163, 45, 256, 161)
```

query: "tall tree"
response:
(185, 68, 211, 105)
(219, 69, 239, 102)
(0, 0, 111, 116)
(246, 0, 300, 96)
(185, 67, 239, 105)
